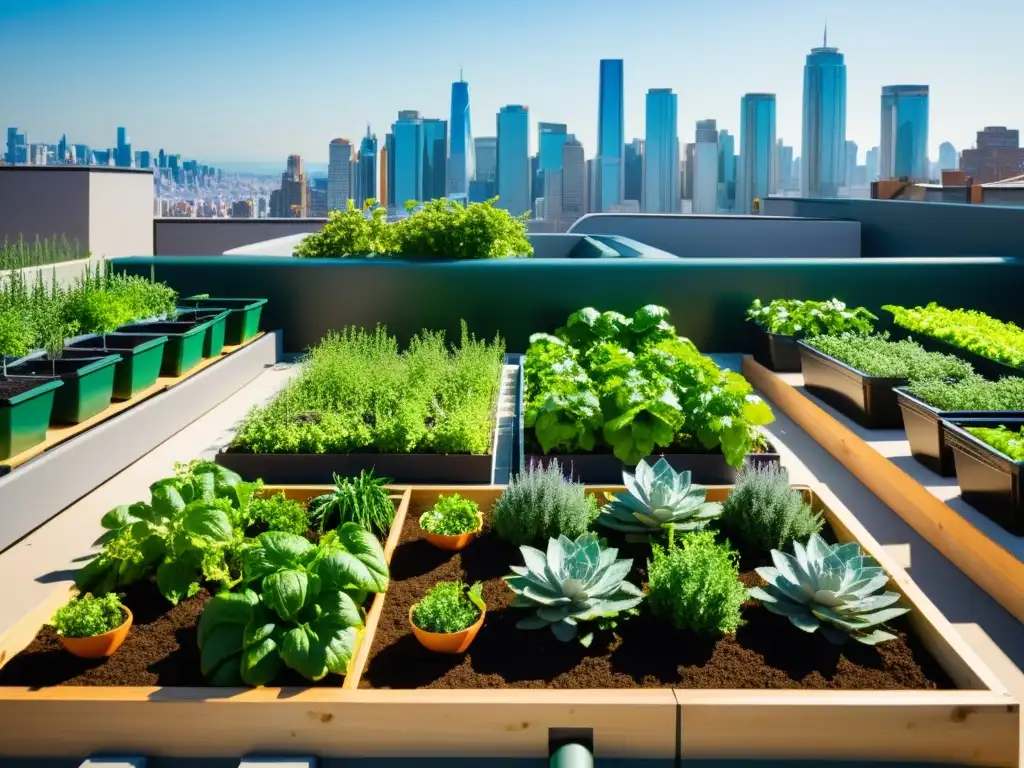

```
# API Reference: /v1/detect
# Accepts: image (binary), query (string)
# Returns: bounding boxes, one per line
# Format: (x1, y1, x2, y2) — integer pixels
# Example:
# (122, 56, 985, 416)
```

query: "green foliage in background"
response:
(232, 323, 504, 458)
(806, 333, 973, 381)
(0, 235, 86, 270)
(886, 302, 1024, 368)
(746, 298, 877, 337)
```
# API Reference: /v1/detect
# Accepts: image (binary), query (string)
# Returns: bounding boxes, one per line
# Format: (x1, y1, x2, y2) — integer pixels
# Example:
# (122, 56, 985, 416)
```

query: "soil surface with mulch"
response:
(0, 376, 56, 401)
(0, 580, 344, 688)
(359, 511, 953, 690)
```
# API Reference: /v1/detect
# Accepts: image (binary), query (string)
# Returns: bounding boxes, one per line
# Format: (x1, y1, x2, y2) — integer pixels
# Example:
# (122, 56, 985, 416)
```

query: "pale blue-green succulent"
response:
(748, 533, 909, 645)
(597, 457, 722, 541)
(504, 533, 643, 646)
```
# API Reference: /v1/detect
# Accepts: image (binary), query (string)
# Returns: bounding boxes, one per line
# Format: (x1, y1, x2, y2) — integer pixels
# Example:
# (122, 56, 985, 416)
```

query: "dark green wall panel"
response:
(113, 257, 1024, 354)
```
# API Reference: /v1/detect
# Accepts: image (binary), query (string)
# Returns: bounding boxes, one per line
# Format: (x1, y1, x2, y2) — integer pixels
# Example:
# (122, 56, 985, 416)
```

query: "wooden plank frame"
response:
(742, 353, 1024, 626)
(0, 484, 1016, 765)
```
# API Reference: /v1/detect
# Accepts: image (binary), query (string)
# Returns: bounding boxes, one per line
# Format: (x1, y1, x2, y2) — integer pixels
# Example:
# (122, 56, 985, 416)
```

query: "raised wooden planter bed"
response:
(0, 483, 1015, 765)
(896, 388, 1024, 477)
(0, 331, 278, 552)
(749, 324, 802, 372)
(216, 364, 518, 485)
(743, 354, 1024, 627)
(946, 417, 1024, 536)
(798, 341, 906, 429)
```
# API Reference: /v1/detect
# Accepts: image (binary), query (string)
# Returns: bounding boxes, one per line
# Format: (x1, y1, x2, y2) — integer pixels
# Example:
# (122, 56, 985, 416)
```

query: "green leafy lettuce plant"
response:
(75, 461, 262, 604)
(965, 425, 1024, 461)
(524, 305, 775, 467)
(309, 470, 395, 537)
(491, 459, 598, 546)
(906, 375, 1024, 412)
(411, 581, 485, 633)
(806, 333, 973, 381)
(598, 458, 722, 542)
(747, 298, 877, 337)
(419, 494, 482, 536)
(51, 592, 126, 638)
(504, 532, 643, 646)
(646, 531, 747, 635)
(885, 302, 1024, 368)
(247, 492, 311, 537)
(197, 525, 389, 685)
(720, 464, 823, 552)
(748, 533, 909, 645)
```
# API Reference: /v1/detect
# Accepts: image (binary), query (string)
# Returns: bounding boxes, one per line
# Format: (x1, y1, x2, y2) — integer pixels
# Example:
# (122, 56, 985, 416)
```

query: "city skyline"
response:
(3, 0, 1020, 163)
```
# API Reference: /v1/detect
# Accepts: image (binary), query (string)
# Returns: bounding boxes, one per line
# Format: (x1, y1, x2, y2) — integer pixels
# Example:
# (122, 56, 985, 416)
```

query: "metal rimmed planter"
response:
(7, 355, 121, 425)
(797, 340, 906, 429)
(181, 296, 268, 345)
(0, 377, 63, 461)
(749, 324, 802, 372)
(115, 318, 211, 377)
(945, 416, 1024, 536)
(896, 387, 1024, 476)
(62, 334, 169, 401)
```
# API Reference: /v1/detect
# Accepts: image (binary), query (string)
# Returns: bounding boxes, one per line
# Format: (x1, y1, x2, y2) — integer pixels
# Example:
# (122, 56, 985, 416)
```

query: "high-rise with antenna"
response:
(801, 25, 847, 197)
(448, 71, 474, 197)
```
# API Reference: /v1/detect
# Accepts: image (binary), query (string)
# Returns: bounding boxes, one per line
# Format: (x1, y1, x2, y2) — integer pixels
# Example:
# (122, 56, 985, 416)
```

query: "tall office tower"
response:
(6, 128, 28, 164)
(136, 150, 151, 169)
(865, 146, 879, 181)
(276, 154, 309, 217)
(73, 144, 89, 166)
(938, 141, 958, 172)
(693, 119, 719, 214)
(327, 138, 354, 212)
(57, 134, 68, 164)
(536, 122, 568, 206)
(961, 127, 1024, 183)
(801, 30, 846, 198)
(737, 93, 777, 214)
(596, 59, 625, 211)
(624, 139, 643, 206)
(448, 75, 474, 196)
(880, 85, 929, 180)
(311, 178, 329, 217)
(777, 143, 794, 191)
(470, 136, 497, 202)
(561, 136, 586, 225)
(116, 127, 132, 168)
(682, 143, 695, 201)
(422, 118, 448, 202)
(496, 105, 530, 216)
(392, 110, 424, 207)
(357, 127, 378, 204)
(530, 153, 542, 208)
(586, 158, 598, 213)
(718, 129, 736, 211)
(642, 89, 680, 214)
(844, 140, 858, 186)
(379, 141, 389, 209)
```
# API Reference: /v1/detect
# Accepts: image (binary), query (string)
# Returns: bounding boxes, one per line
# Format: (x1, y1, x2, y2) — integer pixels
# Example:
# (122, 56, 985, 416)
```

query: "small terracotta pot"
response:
(59, 607, 133, 659)
(409, 606, 485, 654)
(422, 524, 481, 552)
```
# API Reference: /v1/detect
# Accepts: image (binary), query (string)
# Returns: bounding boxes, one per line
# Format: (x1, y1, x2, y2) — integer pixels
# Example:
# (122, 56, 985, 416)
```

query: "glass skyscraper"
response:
(801, 34, 846, 198)
(392, 111, 423, 207)
(116, 126, 132, 168)
(596, 59, 624, 212)
(422, 118, 448, 202)
(718, 129, 736, 211)
(448, 77, 474, 197)
(496, 105, 530, 217)
(642, 89, 679, 214)
(358, 127, 378, 205)
(737, 93, 776, 214)
(538, 123, 568, 173)
(880, 85, 930, 180)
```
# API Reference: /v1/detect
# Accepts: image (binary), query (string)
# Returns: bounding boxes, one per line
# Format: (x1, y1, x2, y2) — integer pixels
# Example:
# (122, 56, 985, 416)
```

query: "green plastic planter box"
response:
(0, 377, 63, 461)
(115, 319, 211, 377)
(174, 309, 230, 357)
(63, 334, 169, 400)
(180, 296, 267, 345)
(8, 355, 120, 425)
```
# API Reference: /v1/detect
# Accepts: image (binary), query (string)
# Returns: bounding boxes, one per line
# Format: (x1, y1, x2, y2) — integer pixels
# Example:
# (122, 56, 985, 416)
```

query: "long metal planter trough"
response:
(0, 331, 280, 552)
(0, 484, 1016, 765)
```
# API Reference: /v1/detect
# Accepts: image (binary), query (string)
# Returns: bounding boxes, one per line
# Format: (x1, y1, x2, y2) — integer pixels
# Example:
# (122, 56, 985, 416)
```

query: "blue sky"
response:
(3, 0, 1020, 165)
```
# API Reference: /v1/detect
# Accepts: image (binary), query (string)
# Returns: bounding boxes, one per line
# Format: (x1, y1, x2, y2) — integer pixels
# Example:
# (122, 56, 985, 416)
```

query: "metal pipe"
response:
(549, 741, 594, 768)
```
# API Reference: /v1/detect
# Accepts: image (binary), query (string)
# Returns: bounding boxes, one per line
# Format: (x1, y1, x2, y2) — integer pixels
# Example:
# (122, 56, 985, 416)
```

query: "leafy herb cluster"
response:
(907, 375, 1024, 412)
(806, 333, 973, 381)
(0, 234, 86, 270)
(231, 323, 504, 457)
(719, 464, 823, 552)
(51, 593, 126, 638)
(309, 470, 395, 537)
(294, 198, 533, 260)
(885, 302, 1024, 368)
(965, 425, 1024, 462)
(746, 298, 877, 337)
(411, 581, 485, 634)
(523, 305, 775, 467)
(491, 460, 598, 545)
(420, 494, 482, 536)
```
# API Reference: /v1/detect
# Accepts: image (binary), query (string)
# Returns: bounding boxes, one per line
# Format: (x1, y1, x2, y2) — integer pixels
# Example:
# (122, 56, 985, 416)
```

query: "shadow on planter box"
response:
(944, 416, 1024, 536)
(797, 341, 906, 429)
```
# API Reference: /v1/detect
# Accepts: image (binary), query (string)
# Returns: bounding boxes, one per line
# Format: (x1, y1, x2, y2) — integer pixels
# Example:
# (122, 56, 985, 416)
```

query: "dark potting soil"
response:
(0, 376, 56, 401)
(0, 579, 343, 688)
(358, 511, 953, 690)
